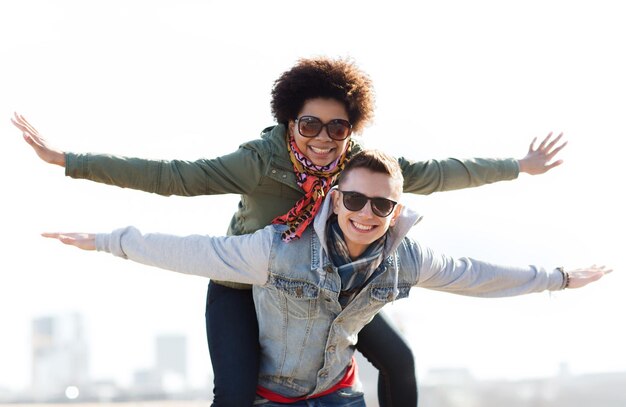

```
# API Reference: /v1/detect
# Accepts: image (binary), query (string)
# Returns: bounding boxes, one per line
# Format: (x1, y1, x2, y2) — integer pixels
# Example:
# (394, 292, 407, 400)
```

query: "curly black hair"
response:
(270, 57, 375, 134)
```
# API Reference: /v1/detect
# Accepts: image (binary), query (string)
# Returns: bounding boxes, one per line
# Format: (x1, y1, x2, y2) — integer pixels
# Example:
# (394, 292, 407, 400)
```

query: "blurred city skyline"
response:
(3, 311, 626, 406)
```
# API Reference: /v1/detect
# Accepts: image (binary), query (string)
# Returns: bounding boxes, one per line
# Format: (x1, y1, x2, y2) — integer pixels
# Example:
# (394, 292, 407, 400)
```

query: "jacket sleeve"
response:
(410, 240, 564, 297)
(398, 156, 520, 194)
(95, 225, 273, 285)
(65, 145, 264, 196)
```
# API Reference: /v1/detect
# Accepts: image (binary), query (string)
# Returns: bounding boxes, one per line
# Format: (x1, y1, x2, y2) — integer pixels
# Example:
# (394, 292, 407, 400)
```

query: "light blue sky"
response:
(1, 0, 624, 392)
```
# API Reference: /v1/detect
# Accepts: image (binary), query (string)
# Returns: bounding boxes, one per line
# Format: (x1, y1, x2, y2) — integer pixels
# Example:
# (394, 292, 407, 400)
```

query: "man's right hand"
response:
(41, 232, 96, 251)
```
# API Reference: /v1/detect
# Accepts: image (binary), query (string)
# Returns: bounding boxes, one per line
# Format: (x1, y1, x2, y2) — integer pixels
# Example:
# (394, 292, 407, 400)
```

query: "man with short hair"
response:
(44, 149, 609, 406)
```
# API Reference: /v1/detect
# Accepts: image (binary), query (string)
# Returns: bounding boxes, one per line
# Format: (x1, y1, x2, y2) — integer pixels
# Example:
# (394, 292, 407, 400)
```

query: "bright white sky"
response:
(1, 0, 624, 393)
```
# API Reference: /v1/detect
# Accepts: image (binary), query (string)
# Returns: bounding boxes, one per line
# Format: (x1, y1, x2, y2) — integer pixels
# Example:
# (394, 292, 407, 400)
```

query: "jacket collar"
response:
(261, 124, 293, 170)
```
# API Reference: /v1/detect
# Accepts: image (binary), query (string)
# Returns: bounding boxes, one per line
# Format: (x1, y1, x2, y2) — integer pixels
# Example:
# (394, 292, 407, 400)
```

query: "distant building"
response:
(31, 313, 89, 401)
(419, 370, 626, 407)
(131, 334, 188, 397)
(132, 368, 166, 399)
(156, 334, 187, 379)
(0, 384, 13, 403)
(425, 367, 474, 386)
(156, 334, 188, 393)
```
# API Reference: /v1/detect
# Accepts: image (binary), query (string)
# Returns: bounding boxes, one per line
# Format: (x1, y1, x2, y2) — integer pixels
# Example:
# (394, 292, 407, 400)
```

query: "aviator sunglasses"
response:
(339, 191, 398, 217)
(295, 115, 353, 141)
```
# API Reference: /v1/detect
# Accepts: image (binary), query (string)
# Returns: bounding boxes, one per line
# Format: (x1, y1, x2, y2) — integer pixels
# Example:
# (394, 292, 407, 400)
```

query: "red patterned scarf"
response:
(272, 134, 352, 242)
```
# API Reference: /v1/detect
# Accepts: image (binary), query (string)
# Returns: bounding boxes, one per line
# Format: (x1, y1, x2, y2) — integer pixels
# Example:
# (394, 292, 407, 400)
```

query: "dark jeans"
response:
(206, 281, 260, 406)
(356, 311, 418, 406)
(205, 281, 418, 406)
(256, 388, 365, 406)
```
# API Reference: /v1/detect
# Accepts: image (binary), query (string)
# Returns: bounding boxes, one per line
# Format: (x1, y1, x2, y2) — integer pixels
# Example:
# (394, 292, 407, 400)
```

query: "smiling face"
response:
(332, 167, 403, 259)
(288, 98, 351, 166)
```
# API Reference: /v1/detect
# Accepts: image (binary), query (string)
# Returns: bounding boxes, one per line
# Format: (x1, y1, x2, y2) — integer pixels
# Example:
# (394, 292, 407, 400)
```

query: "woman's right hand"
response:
(11, 112, 66, 167)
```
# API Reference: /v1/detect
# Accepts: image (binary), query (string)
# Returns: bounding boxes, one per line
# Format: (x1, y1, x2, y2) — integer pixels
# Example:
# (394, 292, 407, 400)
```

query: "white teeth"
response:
(351, 221, 373, 231)
(310, 146, 332, 154)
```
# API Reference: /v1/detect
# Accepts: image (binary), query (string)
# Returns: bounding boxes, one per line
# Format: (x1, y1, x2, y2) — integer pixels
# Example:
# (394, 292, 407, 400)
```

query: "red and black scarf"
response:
(272, 134, 352, 242)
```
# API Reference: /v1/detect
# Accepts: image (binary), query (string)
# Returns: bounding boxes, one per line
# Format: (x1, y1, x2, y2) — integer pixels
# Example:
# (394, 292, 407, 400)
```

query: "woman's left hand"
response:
(518, 132, 567, 175)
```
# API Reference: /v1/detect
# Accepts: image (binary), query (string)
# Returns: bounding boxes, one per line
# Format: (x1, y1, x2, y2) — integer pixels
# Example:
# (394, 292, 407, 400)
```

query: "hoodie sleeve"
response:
(412, 241, 564, 297)
(95, 225, 273, 285)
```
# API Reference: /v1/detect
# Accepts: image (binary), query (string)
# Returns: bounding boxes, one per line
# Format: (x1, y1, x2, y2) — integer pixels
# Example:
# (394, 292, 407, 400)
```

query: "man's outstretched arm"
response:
(42, 226, 274, 285)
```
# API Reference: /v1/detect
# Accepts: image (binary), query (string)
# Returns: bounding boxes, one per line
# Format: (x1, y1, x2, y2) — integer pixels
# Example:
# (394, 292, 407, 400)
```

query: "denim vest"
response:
(253, 222, 419, 397)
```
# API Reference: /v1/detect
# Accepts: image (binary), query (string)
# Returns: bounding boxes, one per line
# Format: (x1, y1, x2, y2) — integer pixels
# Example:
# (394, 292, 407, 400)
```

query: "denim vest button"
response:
(271, 169, 277, 174)
(327, 345, 336, 353)
(324, 265, 333, 273)
(386, 292, 394, 301)
(319, 370, 328, 378)
(295, 287, 303, 297)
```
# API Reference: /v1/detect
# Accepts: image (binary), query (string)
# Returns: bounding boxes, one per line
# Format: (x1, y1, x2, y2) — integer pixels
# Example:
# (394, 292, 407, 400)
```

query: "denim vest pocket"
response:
(269, 275, 320, 319)
(370, 285, 411, 303)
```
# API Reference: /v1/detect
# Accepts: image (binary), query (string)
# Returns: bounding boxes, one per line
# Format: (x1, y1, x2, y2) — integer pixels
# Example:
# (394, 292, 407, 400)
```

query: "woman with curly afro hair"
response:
(271, 57, 375, 134)
(14, 56, 566, 406)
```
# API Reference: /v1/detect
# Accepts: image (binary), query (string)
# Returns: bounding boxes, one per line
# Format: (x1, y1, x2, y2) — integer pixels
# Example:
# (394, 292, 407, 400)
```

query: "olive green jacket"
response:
(65, 124, 519, 286)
